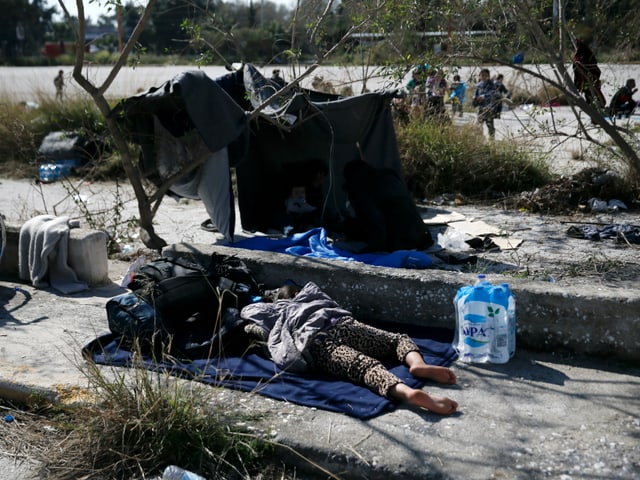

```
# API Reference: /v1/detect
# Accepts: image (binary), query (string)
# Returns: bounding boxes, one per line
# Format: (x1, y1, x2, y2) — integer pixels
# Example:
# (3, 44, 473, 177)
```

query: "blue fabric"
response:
(83, 324, 457, 420)
(234, 228, 432, 269)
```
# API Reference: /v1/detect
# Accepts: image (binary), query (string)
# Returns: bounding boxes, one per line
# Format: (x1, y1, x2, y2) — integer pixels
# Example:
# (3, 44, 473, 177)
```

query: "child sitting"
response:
(283, 185, 317, 235)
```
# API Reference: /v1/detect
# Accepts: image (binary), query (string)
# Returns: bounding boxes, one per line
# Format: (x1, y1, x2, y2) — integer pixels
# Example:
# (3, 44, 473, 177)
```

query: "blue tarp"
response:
(234, 228, 432, 269)
(84, 324, 456, 420)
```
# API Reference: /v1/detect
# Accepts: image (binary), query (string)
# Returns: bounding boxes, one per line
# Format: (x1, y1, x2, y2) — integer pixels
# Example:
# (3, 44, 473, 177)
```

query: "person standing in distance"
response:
(473, 68, 499, 138)
(54, 70, 65, 101)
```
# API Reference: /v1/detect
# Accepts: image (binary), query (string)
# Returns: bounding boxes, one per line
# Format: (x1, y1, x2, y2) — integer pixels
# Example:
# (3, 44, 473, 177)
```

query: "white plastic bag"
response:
(437, 228, 470, 251)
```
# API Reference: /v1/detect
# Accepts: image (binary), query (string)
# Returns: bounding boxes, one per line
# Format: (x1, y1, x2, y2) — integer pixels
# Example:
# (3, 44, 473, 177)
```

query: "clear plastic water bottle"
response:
(162, 465, 206, 480)
(490, 284, 510, 364)
(502, 283, 517, 359)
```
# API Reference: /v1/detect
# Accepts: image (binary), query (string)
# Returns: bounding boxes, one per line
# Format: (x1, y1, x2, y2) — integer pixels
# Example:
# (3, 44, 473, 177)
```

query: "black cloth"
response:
(112, 65, 408, 246)
(343, 159, 433, 252)
(572, 39, 606, 108)
(566, 224, 640, 243)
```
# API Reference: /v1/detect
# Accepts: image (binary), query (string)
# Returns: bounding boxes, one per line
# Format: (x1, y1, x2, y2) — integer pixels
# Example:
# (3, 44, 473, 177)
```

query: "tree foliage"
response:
(0, 0, 56, 59)
(57, 0, 640, 250)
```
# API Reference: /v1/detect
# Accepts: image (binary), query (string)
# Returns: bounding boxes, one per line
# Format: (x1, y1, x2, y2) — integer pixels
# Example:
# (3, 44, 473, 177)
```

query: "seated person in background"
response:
(270, 69, 286, 89)
(241, 281, 459, 415)
(609, 79, 637, 118)
(284, 184, 317, 234)
(304, 161, 328, 212)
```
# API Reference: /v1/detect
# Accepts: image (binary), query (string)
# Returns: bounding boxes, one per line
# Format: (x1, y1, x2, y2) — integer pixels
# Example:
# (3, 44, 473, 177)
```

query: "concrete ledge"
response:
(164, 242, 640, 363)
(0, 221, 109, 287)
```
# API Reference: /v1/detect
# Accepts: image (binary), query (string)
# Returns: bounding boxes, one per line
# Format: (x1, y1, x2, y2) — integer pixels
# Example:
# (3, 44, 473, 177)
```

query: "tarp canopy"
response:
(112, 64, 429, 251)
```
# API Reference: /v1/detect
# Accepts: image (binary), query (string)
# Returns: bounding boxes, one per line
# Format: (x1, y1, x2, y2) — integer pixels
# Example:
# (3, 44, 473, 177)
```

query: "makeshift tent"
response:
(111, 64, 430, 251)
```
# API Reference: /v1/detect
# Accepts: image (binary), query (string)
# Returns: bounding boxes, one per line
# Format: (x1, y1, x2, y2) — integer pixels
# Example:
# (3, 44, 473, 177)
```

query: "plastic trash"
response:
(437, 227, 470, 251)
(588, 197, 608, 212)
(120, 255, 146, 288)
(607, 199, 627, 212)
(162, 465, 206, 480)
(38, 161, 73, 183)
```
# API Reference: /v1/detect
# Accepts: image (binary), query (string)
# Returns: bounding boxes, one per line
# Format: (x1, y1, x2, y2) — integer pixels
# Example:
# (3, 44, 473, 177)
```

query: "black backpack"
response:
(106, 253, 263, 357)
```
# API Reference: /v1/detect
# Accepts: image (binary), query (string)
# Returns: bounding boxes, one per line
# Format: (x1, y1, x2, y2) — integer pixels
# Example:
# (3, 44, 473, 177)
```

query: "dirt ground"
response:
(1, 167, 639, 291)
(1, 80, 640, 289)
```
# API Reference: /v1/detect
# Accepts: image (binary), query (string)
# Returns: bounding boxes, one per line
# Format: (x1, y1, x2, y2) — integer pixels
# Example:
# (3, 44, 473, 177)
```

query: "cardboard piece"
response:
(448, 219, 505, 237)
(422, 210, 466, 225)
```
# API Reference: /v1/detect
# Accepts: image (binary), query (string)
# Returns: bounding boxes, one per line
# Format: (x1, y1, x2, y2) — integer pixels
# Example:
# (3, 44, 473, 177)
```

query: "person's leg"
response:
(486, 116, 495, 138)
(328, 317, 457, 385)
(331, 317, 415, 361)
(310, 333, 401, 397)
(388, 383, 458, 415)
(404, 351, 456, 384)
(310, 336, 458, 415)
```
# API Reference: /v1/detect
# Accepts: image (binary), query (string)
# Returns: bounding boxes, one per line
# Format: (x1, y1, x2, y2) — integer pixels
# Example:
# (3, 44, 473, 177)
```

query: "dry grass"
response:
(0, 353, 303, 480)
(0, 321, 344, 480)
(395, 116, 553, 200)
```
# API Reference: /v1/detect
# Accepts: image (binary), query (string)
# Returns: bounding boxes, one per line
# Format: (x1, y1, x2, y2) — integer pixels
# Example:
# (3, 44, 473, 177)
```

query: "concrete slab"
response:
(0, 179, 639, 479)
(0, 256, 638, 480)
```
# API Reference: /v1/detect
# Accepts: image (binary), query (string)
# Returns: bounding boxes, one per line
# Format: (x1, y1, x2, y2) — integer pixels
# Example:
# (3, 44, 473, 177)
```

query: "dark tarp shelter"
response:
(112, 64, 430, 252)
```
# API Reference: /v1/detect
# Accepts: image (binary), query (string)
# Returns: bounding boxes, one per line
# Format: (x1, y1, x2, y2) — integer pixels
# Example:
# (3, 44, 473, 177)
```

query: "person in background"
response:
(406, 66, 427, 112)
(54, 70, 64, 101)
(425, 69, 448, 118)
(241, 281, 459, 415)
(572, 38, 606, 109)
(493, 74, 511, 118)
(472, 68, 499, 138)
(271, 69, 286, 89)
(449, 74, 467, 117)
(283, 184, 317, 234)
(608, 79, 637, 119)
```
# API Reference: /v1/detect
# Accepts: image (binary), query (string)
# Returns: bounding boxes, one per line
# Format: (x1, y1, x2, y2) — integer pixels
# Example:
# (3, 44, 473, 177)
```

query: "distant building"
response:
(41, 26, 118, 57)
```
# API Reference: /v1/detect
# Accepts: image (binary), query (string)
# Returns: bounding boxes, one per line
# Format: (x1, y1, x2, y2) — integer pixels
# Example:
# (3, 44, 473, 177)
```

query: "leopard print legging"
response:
(309, 316, 420, 398)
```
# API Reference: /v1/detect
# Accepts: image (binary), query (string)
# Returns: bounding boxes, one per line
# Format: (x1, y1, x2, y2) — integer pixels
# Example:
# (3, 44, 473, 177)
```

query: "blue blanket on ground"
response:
(233, 228, 433, 269)
(83, 324, 456, 420)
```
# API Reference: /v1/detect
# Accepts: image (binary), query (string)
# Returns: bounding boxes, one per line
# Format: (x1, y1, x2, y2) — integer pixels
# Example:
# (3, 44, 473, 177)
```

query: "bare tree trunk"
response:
(509, 1, 640, 179)
(60, 0, 167, 250)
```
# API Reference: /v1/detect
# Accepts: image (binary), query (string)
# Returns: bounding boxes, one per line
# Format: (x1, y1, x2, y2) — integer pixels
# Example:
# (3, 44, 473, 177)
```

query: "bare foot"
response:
(409, 365, 457, 385)
(404, 352, 457, 384)
(389, 384, 458, 415)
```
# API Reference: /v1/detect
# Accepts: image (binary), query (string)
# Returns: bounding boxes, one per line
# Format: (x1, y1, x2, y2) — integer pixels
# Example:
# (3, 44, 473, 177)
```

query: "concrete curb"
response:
(164, 243, 640, 363)
(0, 380, 60, 405)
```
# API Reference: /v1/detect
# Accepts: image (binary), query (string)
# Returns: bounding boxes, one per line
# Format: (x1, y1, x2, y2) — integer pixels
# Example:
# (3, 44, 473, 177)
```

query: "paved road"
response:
(2, 63, 640, 103)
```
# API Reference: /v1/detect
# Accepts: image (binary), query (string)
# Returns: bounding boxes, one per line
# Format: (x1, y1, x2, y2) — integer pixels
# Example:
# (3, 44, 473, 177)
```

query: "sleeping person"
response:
(240, 281, 458, 415)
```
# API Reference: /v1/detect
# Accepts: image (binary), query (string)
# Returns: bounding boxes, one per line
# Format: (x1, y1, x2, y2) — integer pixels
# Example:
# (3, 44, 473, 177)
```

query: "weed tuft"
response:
(32, 350, 274, 480)
(395, 117, 553, 200)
